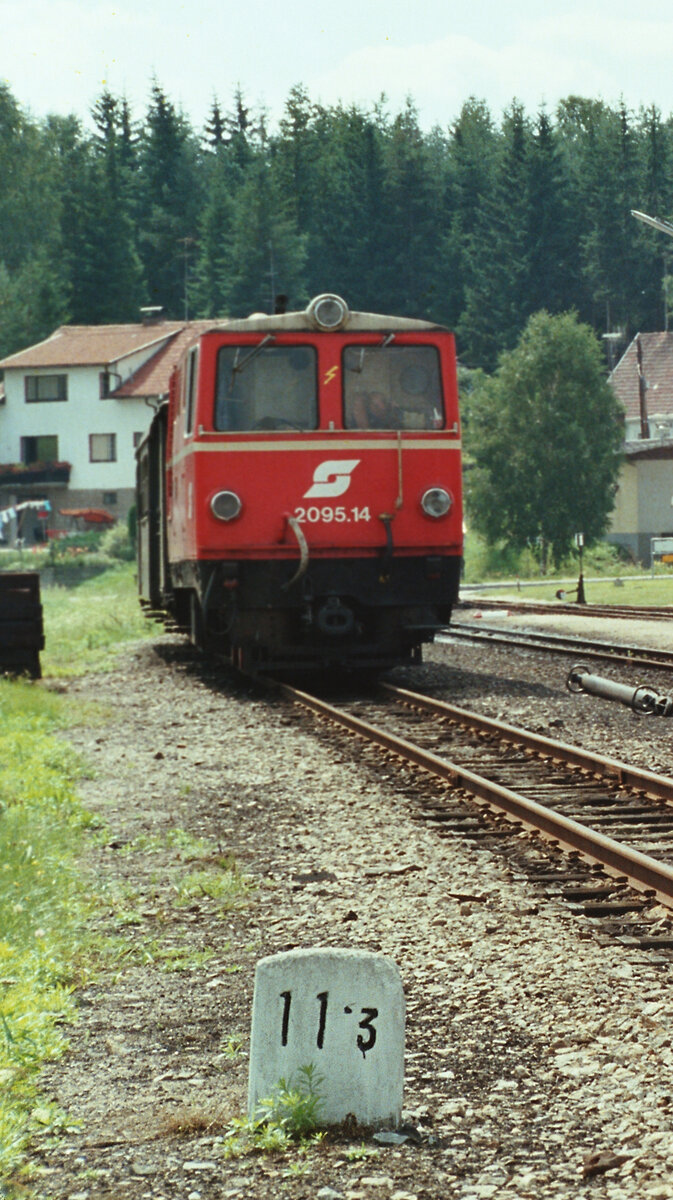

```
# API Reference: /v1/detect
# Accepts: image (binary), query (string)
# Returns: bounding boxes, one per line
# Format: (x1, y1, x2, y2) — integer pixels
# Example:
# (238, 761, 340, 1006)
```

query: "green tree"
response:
(0, 84, 61, 273)
(273, 84, 319, 236)
(377, 98, 444, 316)
(579, 102, 641, 334)
(189, 144, 236, 317)
(525, 109, 576, 317)
(87, 90, 145, 321)
(223, 156, 307, 315)
(41, 113, 91, 323)
(0, 85, 68, 352)
(136, 82, 203, 317)
(303, 103, 379, 305)
(441, 97, 499, 331)
(458, 103, 533, 370)
(466, 310, 623, 567)
(629, 104, 673, 332)
(191, 90, 263, 317)
(0, 253, 68, 358)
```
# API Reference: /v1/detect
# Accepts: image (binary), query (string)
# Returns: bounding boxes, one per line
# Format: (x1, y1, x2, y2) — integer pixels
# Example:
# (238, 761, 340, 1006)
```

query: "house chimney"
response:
(140, 306, 164, 326)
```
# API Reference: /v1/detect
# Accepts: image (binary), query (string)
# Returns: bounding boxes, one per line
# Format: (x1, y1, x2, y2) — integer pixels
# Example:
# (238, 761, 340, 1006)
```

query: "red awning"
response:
(59, 508, 116, 525)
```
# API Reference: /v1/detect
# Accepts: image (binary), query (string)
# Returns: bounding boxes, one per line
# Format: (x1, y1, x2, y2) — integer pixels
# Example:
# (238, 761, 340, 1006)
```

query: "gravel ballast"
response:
(26, 618, 673, 1200)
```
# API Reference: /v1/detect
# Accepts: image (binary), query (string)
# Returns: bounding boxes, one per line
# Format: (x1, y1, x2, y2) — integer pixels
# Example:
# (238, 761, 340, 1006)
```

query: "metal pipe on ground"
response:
(567, 663, 673, 716)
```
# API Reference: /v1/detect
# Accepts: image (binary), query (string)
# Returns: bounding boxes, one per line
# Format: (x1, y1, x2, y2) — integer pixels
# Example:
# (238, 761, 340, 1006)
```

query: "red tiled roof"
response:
(610, 331, 673, 420)
(113, 321, 214, 399)
(0, 322, 187, 369)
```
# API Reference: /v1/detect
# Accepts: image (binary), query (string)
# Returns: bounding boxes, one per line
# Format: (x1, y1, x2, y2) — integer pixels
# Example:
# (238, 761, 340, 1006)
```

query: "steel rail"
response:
(281, 681, 673, 908)
(440, 622, 673, 671)
(382, 683, 673, 802)
(458, 597, 673, 622)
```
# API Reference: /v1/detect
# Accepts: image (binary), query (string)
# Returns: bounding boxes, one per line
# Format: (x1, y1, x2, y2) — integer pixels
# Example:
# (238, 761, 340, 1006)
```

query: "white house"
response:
(0, 317, 210, 542)
(607, 331, 673, 564)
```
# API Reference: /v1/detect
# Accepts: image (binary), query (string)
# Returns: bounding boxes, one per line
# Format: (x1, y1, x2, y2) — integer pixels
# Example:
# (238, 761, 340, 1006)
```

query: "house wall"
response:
(0, 365, 153, 489)
(609, 461, 639, 535)
(607, 455, 673, 563)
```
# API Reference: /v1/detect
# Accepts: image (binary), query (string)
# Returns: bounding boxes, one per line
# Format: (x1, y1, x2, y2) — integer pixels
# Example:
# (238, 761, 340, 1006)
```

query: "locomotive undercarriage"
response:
(166, 555, 460, 674)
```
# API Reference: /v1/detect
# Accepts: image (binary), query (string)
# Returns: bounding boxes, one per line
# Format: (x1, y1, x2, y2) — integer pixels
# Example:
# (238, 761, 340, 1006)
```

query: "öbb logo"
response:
(303, 459, 360, 499)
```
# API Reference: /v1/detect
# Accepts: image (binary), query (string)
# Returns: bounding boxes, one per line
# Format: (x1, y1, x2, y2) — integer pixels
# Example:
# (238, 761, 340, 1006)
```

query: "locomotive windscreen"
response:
(214, 344, 318, 431)
(343, 344, 444, 430)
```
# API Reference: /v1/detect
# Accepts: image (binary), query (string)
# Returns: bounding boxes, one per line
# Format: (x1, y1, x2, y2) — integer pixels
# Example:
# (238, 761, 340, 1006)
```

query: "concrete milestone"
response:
(247, 947, 405, 1129)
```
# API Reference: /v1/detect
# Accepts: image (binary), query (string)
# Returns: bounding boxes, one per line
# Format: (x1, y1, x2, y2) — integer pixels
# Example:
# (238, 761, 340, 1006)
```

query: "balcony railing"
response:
(0, 461, 71, 487)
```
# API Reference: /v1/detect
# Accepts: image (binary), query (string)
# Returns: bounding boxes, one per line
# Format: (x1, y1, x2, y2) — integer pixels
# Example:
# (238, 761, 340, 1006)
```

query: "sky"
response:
(3, 0, 673, 132)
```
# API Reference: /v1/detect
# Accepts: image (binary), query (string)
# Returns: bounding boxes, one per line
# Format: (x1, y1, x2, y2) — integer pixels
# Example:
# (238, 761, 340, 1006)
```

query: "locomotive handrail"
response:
(282, 515, 309, 590)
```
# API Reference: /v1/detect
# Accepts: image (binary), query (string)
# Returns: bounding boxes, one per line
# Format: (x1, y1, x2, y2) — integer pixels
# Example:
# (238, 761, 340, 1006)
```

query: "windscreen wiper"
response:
(228, 334, 276, 394)
(349, 332, 396, 373)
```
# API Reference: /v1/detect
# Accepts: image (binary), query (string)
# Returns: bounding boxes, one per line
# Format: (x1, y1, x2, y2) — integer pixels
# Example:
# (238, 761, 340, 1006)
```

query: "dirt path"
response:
(23, 635, 673, 1200)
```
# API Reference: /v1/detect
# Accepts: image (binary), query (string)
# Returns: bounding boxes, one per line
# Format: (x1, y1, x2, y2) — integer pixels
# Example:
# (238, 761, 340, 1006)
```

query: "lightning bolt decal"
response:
(323, 365, 339, 385)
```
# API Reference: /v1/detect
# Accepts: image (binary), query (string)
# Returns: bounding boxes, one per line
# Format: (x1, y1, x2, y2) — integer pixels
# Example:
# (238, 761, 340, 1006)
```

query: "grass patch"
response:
(175, 865, 252, 911)
(462, 531, 643, 585)
(40, 563, 162, 677)
(481, 575, 673, 606)
(121, 828, 214, 859)
(0, 679, 93, 1185)
(118, 827, 253, 913)
(101, 937, 217, 974)
(221, 1065, 325, 1159)
(462, 530, 673, 605)
(0, 568, 252, 1194)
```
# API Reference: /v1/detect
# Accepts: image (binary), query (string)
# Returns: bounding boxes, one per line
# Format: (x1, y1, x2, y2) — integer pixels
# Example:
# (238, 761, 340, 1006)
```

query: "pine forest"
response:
(1, 79, 672, 371)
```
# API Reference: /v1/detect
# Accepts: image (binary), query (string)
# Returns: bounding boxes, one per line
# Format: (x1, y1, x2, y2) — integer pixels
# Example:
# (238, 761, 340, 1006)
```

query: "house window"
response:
(133, 431, 143, 448)
(99, 371, 121, 398)
(102, 491, 118, 506)
(89, 433, 117, 462)
(25, 374, 68, 402)
(21, 435, 58, 464)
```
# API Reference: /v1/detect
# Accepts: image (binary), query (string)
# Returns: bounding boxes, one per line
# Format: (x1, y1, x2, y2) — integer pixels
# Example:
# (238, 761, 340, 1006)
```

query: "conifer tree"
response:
(223, 155, 307, 315)
(377, 98, 443, 316)
(88, 90, 145, 321)
(441, 98, 498, 332)
(190, 144, 235, 317)
(630, 105, 673, 331)
(458, 103, 533, 369)
(136, 82, 203, 317)
(525, 109, 576, 317)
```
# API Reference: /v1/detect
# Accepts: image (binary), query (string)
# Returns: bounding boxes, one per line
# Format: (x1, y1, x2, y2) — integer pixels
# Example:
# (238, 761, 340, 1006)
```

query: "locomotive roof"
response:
(201, 309, 447, 334)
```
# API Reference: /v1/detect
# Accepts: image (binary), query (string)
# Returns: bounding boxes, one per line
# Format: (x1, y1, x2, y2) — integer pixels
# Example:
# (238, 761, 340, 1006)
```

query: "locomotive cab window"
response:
(343, 344, 444, 430)
(214, 344, 318, 431)
(184, 346, 199, 435)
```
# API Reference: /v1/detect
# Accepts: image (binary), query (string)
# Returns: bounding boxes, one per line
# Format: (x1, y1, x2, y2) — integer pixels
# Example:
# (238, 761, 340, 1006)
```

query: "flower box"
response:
(0, 462, 71, 487)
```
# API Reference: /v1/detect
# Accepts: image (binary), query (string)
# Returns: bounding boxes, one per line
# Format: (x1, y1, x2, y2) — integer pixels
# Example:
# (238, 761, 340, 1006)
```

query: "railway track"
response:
(279, 680, 673, 952)
(441, 620, 673, 672)
(458, 596, 673, 621)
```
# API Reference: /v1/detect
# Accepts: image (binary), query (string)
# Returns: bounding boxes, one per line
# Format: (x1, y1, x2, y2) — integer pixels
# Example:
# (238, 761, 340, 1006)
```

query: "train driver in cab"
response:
(348, 390, 401, 429)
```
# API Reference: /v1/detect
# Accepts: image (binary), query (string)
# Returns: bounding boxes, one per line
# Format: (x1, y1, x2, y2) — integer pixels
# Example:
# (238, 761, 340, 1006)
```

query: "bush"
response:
(463, 530, 640, 583)
(99, 522, 135, 562)
(463, 533, 541, 582)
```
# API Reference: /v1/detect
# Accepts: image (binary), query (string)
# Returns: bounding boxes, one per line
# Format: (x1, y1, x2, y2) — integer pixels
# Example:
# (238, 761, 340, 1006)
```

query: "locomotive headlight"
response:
(306, 293, 349, 331)
(421, 487, 452, 518)
(210, 490, 242, 521)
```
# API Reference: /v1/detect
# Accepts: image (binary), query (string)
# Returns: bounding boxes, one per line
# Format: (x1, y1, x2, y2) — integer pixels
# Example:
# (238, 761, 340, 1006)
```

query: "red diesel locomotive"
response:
(137, 294, 462, 673)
